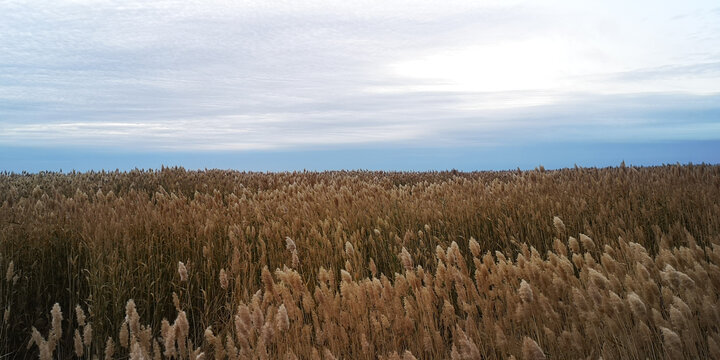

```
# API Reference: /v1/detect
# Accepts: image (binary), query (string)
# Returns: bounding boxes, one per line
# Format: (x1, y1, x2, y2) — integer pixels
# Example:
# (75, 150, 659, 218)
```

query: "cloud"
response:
(2, 90, 719, 151)
(604, 62, 720, 82)
(0, 0, 719, 154)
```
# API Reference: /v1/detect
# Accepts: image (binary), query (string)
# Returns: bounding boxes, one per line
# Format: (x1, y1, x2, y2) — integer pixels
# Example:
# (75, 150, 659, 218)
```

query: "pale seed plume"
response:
(522, 337, 546, 360)
(178, 261, 188, 282)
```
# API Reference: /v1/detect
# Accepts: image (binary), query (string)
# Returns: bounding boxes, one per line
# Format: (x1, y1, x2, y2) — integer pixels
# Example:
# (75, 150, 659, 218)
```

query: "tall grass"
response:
(1, 164, 719, 358)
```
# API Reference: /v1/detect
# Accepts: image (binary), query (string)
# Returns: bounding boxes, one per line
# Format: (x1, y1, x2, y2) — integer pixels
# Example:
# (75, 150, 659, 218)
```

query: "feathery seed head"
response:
(344, 241, 355, 257)
(104, 337, 115, 360)
(172, 292, 181, 311)
(178, 261, 188, 282)
(522, 337, 546, 360)
(626, 292, 646, 318)
(579, 234, 595, 251)
(660, 327, 683, 359)
(276, 304, 290, 332)
(119, 319, 129, 348)
(83, 323, 93, 346)
(403, 350, 418, 360)
(75, 305, 87, 327)
(50, 303, 63, 343)
(6, 261, 14, 282)
(519, 279, 534, 303)
(568, 237, 580, 253)
(469, 238, 481, 257)
(220, 268, 229, 289)
(74, 329, 84, 357)
(400, 247, 414, 271)
(285, 237, 296, 252)
(291, 250, 299, 268)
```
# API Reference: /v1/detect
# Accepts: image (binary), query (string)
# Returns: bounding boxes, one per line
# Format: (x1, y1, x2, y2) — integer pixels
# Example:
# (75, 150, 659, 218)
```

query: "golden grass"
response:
(1, 164, 719, 358)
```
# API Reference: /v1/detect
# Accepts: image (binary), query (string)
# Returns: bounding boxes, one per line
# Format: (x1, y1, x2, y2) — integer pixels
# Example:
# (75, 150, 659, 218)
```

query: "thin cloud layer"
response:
(1, 0, 719, 152)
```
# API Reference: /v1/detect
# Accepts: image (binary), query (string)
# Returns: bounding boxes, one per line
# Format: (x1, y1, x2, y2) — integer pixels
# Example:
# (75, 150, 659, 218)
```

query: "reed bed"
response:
(1, 164, 719, 359)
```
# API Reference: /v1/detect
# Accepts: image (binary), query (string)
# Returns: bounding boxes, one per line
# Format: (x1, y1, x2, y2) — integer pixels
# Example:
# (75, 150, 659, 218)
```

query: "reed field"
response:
(1, 164, 720, 359)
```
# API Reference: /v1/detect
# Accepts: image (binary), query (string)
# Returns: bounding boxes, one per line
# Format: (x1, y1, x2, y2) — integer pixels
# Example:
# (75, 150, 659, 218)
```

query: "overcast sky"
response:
(1, 0, 719, 171)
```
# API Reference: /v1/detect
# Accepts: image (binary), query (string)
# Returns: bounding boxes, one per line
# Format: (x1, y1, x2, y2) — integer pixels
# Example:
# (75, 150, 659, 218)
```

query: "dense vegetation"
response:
(1, 164, 719, 359)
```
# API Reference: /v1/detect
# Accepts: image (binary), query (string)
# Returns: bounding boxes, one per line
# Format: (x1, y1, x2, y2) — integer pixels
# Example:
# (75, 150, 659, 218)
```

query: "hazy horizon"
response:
(2, 140, 719, 173)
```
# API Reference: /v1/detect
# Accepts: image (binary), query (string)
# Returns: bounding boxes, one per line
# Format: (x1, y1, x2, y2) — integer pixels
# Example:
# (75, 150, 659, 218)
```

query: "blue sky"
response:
(1, 0, 719, 171)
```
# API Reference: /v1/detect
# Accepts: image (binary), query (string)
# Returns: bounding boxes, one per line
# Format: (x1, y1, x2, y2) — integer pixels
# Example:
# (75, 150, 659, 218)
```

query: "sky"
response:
(1, 0, 719, 172)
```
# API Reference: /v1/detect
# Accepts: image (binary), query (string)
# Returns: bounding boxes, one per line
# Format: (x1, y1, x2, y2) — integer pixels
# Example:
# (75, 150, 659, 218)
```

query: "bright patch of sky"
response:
(0, 0, 719, 169)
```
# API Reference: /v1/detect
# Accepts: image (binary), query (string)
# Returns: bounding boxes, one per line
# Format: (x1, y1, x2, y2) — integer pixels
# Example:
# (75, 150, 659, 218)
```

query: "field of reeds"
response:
(1, 164, 720, 359)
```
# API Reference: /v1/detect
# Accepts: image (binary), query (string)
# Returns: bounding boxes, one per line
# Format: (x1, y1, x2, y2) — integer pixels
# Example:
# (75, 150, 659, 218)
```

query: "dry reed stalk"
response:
(2, 165, 720, 358)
